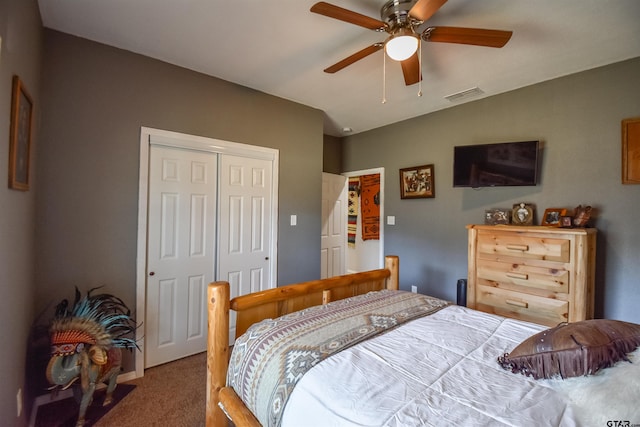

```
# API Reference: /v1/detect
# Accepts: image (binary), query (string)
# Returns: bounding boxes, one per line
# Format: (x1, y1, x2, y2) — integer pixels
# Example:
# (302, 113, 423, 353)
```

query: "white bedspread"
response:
(282, 304, 581, 427)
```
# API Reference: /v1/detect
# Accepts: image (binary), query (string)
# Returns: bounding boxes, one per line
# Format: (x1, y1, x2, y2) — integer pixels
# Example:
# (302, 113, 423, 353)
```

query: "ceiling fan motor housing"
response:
(380, 0, 421, 31)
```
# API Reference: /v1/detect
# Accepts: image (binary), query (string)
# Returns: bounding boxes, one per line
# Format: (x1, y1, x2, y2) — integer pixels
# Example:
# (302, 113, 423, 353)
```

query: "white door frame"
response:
(135, 127, 279, 378)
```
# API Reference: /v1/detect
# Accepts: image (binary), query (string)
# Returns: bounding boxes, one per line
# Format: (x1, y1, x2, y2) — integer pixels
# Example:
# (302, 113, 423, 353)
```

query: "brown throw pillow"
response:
(498, 319, 640, 379)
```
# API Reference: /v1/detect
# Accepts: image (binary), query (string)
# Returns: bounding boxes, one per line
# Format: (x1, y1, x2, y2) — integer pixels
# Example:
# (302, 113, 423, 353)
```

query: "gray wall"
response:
(3, 3, 639, 420)
(323, 134, 342, 174)
(342, 57, 640, 324)
(0, 0, 42, 424)
(35, 30, 324, 374)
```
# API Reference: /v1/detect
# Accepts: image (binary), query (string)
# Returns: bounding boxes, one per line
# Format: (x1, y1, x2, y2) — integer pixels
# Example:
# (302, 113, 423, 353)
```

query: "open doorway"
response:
(321, 168, 384, 277)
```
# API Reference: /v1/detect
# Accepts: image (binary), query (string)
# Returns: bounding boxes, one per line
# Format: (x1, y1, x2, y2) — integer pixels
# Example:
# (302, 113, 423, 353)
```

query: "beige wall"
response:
(0, 0, 42, 424)
(342, 57, 640, 323)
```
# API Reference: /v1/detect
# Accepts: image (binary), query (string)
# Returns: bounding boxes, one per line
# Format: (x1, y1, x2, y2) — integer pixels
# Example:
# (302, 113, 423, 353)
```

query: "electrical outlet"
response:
(16, 388, 22, 417)
(411, 285, 417, 293)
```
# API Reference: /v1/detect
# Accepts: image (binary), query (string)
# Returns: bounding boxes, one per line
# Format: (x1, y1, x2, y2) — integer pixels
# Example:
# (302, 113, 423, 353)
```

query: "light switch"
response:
(387, 215, 395, 225)
(290, 214, 297, 226)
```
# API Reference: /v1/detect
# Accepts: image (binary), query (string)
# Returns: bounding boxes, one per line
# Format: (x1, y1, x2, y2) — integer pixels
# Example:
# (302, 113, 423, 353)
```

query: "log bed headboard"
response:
(206, 255, 399, 427)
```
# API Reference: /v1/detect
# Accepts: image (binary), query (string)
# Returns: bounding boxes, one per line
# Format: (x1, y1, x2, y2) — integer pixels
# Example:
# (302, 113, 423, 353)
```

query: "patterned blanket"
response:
(226, 290, 450, 426)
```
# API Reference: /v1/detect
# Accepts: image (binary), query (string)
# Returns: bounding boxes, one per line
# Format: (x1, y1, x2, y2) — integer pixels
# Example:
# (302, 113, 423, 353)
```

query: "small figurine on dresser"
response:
(573, 205, 592, 227)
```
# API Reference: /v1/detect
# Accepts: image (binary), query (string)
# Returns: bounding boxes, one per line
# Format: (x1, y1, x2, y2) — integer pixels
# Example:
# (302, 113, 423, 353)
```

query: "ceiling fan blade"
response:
(401, 53, 421, 86)
(423, 26, 513, 48)
(324, 44, 383, 74)
(310, 2, 386, 31)
(409, 0, 448, 22)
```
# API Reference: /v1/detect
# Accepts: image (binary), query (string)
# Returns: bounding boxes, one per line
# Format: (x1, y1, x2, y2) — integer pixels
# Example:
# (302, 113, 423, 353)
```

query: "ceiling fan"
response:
(310, 0, 513, 86)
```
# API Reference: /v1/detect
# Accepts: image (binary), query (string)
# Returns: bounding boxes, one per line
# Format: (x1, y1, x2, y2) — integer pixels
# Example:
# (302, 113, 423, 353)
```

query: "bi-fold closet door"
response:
(142, 130, 276, 369)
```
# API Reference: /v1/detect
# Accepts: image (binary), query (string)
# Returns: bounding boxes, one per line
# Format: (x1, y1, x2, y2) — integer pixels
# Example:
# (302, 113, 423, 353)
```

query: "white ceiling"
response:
(37, 0, 640, 137)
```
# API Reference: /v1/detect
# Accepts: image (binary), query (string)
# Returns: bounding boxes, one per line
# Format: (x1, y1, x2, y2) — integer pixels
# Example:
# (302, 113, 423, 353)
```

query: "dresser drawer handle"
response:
(506, 244, 529, 252)
(506, 272, 529, 280)
(506, 299, 529, 309)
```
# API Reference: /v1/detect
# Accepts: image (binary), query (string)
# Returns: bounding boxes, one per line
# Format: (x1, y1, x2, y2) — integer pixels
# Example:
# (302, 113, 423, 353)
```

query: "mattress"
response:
(281, 304, 580, 426)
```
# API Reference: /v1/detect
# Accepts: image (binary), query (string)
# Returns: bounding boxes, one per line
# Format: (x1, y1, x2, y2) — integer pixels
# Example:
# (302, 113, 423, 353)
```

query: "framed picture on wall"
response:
(622, 117, 640, 184)
(399, 164, 435, 199)
(8, 75, 34, 191)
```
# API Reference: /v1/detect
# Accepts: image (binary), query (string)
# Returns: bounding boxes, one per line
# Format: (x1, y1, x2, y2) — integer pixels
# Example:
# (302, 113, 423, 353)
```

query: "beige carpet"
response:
(94, 352, 206, 427)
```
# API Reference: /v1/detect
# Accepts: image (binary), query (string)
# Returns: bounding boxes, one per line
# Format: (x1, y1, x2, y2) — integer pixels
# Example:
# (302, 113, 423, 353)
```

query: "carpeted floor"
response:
(35, 352, 207, 427)
(95, 352, 206, 427)
(35, 384, 136, 427)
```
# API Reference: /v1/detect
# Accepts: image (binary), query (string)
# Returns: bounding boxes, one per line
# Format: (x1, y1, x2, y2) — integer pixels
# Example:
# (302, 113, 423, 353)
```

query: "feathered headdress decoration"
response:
(50, 287, 139, 356)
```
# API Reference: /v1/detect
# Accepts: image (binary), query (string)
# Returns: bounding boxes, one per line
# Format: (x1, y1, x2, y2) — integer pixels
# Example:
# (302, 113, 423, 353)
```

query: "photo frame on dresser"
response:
(560, 216, 573, 228)
(511, 203, 534, 226)
(541, 208, 567, 226)
(484, 208, 511, 225)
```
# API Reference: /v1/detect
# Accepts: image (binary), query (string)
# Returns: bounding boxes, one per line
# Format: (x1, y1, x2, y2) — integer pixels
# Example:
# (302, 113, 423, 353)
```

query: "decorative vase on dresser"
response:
(466, 224, 596, 327)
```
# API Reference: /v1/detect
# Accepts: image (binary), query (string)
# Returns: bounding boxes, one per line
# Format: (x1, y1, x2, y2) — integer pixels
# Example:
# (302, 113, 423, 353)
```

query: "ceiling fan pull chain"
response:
(382, 51, 387, 104)
(417, 38, 423, 97)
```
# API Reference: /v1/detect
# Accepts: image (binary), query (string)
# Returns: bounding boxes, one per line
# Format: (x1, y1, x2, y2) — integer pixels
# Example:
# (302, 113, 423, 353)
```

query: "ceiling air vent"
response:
(444, 87, 484, 103)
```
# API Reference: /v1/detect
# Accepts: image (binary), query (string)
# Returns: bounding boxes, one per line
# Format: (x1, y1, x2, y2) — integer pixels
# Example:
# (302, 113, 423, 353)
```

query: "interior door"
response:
(218, 154, 273, 340)
(321, 173, 347, 278)
(145, 145, 217, 368)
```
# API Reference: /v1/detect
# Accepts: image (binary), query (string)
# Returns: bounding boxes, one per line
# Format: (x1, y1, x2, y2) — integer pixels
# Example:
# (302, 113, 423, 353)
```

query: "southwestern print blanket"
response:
(226, 290, 450, 427)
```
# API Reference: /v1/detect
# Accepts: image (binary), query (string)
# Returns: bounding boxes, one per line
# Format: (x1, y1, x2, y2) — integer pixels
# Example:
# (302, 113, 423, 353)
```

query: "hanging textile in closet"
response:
(360, 174, 380, 241)
(347, 177, 360, 248)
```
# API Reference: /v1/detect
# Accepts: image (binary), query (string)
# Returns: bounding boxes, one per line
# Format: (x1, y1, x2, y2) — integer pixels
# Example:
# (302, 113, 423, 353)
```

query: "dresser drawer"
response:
(476, 259, 569, 293)
(476, 284, 569, 327)
(477, 232, 570, 263)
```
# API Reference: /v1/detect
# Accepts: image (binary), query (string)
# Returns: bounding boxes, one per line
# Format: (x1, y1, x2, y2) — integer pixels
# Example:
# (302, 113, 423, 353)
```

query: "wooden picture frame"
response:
(541, 208, 567, 226)
(484, 208, 511, 225)
(399, 164, 435, 199)
(8, 76, 34, 191)
(560, 216, 573, 228)
(512, 203, 534, 226)
(622, 117, 640, 184)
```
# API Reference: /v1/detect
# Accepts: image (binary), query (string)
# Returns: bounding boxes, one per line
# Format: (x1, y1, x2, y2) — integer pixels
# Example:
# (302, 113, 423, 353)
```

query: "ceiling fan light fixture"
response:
(385, 28, 418, 61)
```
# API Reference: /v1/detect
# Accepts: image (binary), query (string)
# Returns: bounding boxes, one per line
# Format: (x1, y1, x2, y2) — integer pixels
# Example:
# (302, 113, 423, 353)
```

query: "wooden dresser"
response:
(466, 224, 596, 327)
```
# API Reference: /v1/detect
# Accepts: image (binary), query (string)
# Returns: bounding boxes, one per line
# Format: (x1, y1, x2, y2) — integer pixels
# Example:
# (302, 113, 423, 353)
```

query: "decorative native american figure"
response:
(46, 288, 138, 427)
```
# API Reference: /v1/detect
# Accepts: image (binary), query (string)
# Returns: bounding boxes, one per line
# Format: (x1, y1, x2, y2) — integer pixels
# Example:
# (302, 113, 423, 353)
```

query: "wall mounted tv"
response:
(453, 140, 540, 188)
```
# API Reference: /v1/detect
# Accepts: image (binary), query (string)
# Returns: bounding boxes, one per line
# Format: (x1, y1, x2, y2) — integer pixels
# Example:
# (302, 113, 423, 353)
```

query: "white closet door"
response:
(145, 145, 217, 367)
(218, 154, 273, 340)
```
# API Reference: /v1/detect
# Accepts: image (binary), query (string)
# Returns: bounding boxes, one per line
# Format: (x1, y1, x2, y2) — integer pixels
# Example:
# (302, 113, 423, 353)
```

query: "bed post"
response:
(207, 281, 230, 427)
(385, 255, 399, 290)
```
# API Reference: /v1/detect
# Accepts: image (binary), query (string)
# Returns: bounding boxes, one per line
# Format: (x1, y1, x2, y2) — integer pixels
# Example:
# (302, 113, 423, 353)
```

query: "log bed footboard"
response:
(206, 255, 399, 427)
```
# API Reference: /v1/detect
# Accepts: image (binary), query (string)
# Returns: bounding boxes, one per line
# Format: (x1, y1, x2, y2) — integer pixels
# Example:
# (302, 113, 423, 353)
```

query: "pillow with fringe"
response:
(498, 319, 640, 379)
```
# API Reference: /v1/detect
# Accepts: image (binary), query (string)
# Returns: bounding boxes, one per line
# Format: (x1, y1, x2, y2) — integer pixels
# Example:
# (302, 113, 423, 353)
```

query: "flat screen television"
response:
(453, 140, 540, 187)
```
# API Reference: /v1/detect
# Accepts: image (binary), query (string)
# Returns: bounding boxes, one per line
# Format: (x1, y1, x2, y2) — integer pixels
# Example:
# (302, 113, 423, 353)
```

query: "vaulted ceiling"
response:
(38, 0, 640, 136)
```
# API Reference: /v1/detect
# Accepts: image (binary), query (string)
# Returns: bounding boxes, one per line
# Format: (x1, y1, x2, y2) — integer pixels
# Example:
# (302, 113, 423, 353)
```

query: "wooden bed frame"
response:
(205, 255, 399, 427)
